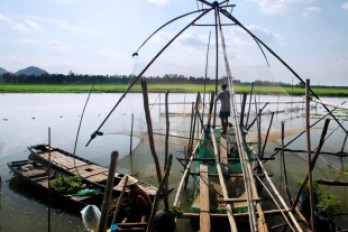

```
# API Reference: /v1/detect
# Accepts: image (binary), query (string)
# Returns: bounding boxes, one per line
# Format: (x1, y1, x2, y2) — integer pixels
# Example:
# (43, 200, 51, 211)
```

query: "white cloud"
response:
(342, 2, 348, 10)
(0, 14, 41, 32)
(24, 19, 41, 30)
(248, 25, 281, 44)
(0, 14, 12, 24)
(307, 6, 322, 13)
(0, 14, 30, 32)
(151, 31, 172, 43)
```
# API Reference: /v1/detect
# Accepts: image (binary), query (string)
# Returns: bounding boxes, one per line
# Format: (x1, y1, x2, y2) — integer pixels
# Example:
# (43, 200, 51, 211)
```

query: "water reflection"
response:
(0, 93, 347, 231)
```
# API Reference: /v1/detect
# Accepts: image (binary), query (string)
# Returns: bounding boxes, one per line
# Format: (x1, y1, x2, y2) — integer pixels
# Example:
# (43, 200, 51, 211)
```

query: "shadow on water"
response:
(8, 176, 81, 217)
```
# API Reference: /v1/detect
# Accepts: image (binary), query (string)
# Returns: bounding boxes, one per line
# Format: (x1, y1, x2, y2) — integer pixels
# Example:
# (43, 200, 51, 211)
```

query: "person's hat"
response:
(115, 175, 138, 190)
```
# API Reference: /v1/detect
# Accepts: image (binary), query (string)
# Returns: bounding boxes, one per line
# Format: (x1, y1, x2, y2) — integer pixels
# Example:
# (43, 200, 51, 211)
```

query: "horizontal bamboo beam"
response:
(177, 157, 275, 162)
(219, 197, 261, 203)
(275, 147, 348, 157)
(176, 208, 292, 218)
(186, 171, 272, 178)
(316, 179, 348, 186)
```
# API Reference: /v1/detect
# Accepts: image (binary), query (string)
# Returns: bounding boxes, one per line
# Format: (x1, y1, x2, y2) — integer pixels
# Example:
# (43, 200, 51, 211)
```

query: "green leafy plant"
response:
(50, 175, 83, 194)
(296, 179, 323, 196)
(296, 179, 340, 215)
(317, 194, 340, 214)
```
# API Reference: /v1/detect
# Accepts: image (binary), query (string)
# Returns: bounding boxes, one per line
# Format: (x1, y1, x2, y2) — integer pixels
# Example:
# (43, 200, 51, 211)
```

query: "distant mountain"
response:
(15, 66, 48, 76)
(0, 67, 9, 75)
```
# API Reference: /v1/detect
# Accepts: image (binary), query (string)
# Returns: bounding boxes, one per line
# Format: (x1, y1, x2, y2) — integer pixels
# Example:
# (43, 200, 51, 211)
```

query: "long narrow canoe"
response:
(28, 144, 157, 197)
(8, 159, 105, 211)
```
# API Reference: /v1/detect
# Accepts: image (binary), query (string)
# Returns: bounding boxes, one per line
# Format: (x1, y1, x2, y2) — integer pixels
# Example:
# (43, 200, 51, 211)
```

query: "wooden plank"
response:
(219, 136, 228, 174)
(39, 151, 86, 169)
(199, 164, 210, 232)
(85, 173, 108, 183)
(67, 164, 108, 178)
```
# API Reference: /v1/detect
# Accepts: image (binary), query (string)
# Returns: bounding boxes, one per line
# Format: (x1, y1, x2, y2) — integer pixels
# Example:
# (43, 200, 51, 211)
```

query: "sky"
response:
(0, 0, 347, 86)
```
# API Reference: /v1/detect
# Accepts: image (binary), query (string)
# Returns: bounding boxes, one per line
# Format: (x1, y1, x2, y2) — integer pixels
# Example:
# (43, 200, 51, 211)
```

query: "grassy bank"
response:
(0, 83, 347, 96)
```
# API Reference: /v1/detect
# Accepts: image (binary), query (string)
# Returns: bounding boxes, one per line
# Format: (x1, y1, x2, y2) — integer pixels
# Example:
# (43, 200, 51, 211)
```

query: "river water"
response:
(0, 93, 347, 231)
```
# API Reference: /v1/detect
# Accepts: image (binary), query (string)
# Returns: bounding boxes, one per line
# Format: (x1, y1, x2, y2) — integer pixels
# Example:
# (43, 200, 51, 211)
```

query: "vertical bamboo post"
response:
(187, 102, 195, 156)
(281, 121, 292, 204)
(146, 154, 173, 232)
(245, 83, 254, 127)
(141, 78, 163, 184)
(240, 92, 247, 128)
(292, 118, 330, 210)
(207, 92, 214, 129)
(130, 113, 134, 175)
(164, 90, 170, 171)
(163, 90, 170, 210)
(47, 127, 51, 232)
(111, 176, 128, 225)
(305, 79, 316, 232)
(340, 133, 348, 170)
(261, 112, 274, 158)
(99, 151, 118, 232)
(184, 102, 194, 191)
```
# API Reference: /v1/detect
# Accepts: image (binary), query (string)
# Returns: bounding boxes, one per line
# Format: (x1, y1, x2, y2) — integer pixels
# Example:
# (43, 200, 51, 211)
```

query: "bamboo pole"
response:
(292, 118, 330, 210)
(173, 133, 203, 209)
(141, 78, 163, 184)
(245, 83, 254, 127)
(310, 98, 348, 111)
(261, 112, 274, 158)
(164, 90, 170, 171)
(212, 3, 219, 129)
(99, 151, 118, 232)
(130, 113, 134, 175)
(163, 90, 170, 211)
(190, 93, 201, 152)
(270, 101, 345, 160)
(111, 176, 128, 225)
(207, 92, 214, 129)
(188, 102, 195, 155)
(146, 154, 173, 232)
(305, 79, 316, 232)
(47, 127, 51, 232)
(184, 102, 195, 190)
(281, 121, 292, 204)
(254, 158, 302, 231)
(240, 93, 247, 128)
(246, 103, 269, 131)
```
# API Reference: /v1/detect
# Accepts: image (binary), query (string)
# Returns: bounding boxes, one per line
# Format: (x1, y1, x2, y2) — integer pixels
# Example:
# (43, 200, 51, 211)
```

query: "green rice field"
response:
(0, 83, 347, 96)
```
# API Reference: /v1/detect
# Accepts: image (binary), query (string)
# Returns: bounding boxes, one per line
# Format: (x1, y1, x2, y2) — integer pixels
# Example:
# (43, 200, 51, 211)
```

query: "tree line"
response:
(0, 72, 292, 86)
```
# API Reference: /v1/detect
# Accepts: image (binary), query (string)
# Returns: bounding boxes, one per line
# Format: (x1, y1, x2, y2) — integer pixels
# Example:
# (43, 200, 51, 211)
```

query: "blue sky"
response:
(0, 0, 347, 86)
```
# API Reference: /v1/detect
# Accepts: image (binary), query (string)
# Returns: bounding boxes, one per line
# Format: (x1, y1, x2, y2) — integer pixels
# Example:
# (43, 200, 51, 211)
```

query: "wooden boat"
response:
(27, 144, 157, 197)
(7, 159, 105, 211)
(8, 159, 154, 231)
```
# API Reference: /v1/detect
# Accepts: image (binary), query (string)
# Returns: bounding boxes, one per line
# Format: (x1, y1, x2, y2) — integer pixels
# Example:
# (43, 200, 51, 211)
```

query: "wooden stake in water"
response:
(129, 113, 134, 175)
(305, 79, 316, 232)
(141, 78, 162, 184)
(47, 127, 51, 232)
(99, 151, 118, 232)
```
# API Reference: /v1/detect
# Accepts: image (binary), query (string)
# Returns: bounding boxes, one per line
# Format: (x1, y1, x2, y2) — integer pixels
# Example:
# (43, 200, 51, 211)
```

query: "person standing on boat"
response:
(216, 83, 230, 134)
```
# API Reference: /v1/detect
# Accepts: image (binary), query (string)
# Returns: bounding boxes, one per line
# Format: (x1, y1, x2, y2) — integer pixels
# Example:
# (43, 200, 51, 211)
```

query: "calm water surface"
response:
(0, 93, 347, 231)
